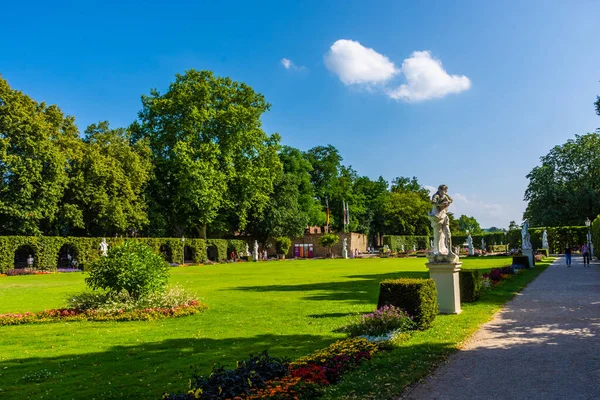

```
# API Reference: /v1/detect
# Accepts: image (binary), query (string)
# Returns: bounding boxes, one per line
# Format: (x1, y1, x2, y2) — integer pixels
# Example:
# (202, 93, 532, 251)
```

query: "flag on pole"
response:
(325, 197, 330, 230)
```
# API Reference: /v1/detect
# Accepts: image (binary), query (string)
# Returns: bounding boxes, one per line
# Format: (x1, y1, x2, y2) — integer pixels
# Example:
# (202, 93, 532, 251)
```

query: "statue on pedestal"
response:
(481, 238, 485, 252)
(253, 240, 259, 261)
(467, 233, 474, 256)
(522, 220, 532, 250)
(542, 229, 549, 249)
(245, 243, 250, 257)
(100, 238, 109, 257)
(428, 184, 456, 258)
(342, 238, 348, 259)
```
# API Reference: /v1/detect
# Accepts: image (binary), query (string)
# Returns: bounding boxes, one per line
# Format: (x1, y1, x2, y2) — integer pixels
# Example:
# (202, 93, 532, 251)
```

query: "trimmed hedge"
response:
(512, 255, 530, 268)
(452, 232, 508, 251)
(227, 239, 247, 257)
(459, 269, 482, 303)
(0, 236, 238, 272)
(382, 235, 431, 252)
(507, 226, 588, 253)
(377, 278, 438, 330)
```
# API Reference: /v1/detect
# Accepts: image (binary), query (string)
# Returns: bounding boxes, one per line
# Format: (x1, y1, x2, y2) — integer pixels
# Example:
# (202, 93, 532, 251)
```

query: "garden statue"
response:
(342, 238, 348, 259)
(27, 254, 34, 268)
(245, 243, 250, 257)
(430, 239, 434, 250)
(253, 240, 259, 261)
(481, 238, 485, 252)
(401, 244, 405, 252)
(542, 229, 549, 249)
(522, 220, 532, 250)
(428, 184, 455, 257)
(467, 233, 474, 256)
(100, 238, 109, 257)
(413, 244, 416, 252)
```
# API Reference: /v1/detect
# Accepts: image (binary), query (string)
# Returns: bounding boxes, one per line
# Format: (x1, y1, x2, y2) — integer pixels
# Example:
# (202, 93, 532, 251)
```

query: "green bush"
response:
(85, 241, 170, 299)
(319, 233, 339, 257)
(512, 255, 530, 268)
(537, 248, 549, 257)
(507, 226, 588, 252)
(382, 235, 430, 252)
(459, 269, 482, 303)
(377, 278, 438, 330)
(275, 237, 292, 255)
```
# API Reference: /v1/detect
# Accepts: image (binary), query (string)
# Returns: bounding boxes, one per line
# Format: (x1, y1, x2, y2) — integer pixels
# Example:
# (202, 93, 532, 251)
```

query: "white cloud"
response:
(324, 39, 397, 85)
(449, 191, 508, 228)
(281, 58, 293, 69)
(387, 51, 471, 102)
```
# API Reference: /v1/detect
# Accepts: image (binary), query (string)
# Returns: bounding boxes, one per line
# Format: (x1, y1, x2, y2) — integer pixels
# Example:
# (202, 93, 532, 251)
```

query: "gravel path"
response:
(401, 256, 600, 400)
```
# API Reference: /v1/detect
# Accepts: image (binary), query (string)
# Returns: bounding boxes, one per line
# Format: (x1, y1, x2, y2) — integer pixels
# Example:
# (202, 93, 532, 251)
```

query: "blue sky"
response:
(2, 0, 599, 228)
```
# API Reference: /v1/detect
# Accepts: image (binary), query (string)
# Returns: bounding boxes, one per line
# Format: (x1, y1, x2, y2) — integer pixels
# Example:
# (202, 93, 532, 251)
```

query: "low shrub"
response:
(0, 301, 207, 326)
(377, 278, 438, 330)
(459, 269, 482, 303)
(86, 241, 170, 300)
(275, 237, 292, 256)
(342, 305, 415, 337)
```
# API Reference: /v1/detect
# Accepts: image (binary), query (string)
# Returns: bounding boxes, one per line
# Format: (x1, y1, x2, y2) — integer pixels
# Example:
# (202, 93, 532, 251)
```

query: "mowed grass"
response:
(0, 257, 514, 399)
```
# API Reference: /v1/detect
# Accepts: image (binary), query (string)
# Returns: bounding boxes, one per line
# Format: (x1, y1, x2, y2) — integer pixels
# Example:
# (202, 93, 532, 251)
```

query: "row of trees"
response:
(1, 71, 489, 242)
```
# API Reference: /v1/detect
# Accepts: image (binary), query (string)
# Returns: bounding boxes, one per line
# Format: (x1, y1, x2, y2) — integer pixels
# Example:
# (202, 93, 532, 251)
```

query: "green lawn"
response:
(0, 257, 523, 399)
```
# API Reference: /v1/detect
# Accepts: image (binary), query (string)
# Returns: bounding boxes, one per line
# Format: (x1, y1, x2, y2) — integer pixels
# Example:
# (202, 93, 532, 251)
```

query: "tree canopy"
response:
(524, 133, 600, 226)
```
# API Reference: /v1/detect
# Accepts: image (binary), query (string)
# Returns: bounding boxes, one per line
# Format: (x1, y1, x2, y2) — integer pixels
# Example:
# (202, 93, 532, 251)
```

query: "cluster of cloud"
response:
(280, 57, 305, 71)
(323, 40, 470, 102)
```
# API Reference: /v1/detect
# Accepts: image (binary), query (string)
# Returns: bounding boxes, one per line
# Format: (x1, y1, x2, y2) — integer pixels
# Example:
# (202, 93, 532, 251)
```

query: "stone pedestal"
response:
(523, 248, 534, 268)
(426, 260, 462, 314)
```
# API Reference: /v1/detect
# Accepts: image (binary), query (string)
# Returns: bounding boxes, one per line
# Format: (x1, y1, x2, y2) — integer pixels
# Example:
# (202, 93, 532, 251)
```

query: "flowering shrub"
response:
(6, 269, 52, 276)
(245, 376, 322, 399)
(56, 268, 81, 273)
(342, 305, 415, 337)
(0, 301, 207, 326)
(488, 268, 503, 282)
(481, 276, 492, 291)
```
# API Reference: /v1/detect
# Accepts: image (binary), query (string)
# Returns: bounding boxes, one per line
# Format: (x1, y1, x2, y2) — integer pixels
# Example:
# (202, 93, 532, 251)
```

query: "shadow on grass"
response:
(0, 333, 335, 400)
(231, 271, 427, 304)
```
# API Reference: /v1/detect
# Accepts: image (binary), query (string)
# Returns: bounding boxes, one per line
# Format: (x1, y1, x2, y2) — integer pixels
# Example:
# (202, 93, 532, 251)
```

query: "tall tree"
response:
(131, 70, 281, 238)
(508, 221, 519, 230)
(457, 215, 482, 233)
(595, 95, 600, 116)
(305, 145, 342, 204)
(0, 75, 79, 235)
(524, 133, 600, 226)
(58, 122, 152, 236)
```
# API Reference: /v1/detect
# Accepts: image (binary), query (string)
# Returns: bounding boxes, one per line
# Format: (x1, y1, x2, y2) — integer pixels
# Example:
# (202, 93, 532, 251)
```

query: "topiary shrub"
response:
(459, 269, 482, 303)
(319, 233, 339, 258)
(85, 241, 170, 299)
(377, 278, 438, 330)
(275, 237, 291, 258)
(512, 255, 530, 268)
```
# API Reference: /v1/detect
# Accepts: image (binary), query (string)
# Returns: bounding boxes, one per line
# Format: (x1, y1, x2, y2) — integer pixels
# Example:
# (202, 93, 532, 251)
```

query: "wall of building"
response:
(287, 232, 369, 258)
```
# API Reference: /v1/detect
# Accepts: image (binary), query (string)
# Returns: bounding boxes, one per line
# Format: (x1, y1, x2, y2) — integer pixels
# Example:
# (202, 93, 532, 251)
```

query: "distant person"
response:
(582, 244, 590, 267)
(565, 245, 572, 267)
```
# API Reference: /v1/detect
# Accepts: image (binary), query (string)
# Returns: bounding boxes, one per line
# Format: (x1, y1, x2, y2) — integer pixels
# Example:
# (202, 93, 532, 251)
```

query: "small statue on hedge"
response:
(100, 238, 109, 257)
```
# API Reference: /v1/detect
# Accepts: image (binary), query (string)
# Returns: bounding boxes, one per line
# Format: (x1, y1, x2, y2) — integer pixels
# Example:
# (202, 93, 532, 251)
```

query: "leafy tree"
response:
(132, 70, 281, 238)
(374, 191, 431, 236)
(86, 241, 170, 299)
(274, 236, 292, 256)
(486, 226, 504, 233)
(319, 233, 339, 257)
(457, 215, 482, 233)
(305, 145, 342, 203)
(508, 221, 519, 230)
(0, 75, 79, 235)
(595, 95, 600, 116)
(524, 133, 600, 226)
(448, 212, 460, 234)
(353, 176, 388, 235)
(58, 122, 152, 236)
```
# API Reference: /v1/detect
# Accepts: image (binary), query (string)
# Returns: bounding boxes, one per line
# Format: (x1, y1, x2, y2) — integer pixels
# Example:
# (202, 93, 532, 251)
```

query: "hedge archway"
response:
(14, 245, 36, 269)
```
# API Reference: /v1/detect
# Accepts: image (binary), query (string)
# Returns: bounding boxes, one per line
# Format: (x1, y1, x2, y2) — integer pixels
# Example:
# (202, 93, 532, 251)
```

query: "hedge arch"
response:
(159, 244, 173, 262)
(206, 244, 219, 262)
(57, 244, 79, 269)
(14, 245, 36, 269)
(206, 239, 227, 262)
(184, 245, 195, 264)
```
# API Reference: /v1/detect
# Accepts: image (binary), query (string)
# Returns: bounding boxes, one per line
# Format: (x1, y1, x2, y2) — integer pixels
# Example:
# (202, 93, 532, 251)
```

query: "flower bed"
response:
(0, 300, 207, 326)
(163, 338, 384, 400)
(5, 268, 52, 276)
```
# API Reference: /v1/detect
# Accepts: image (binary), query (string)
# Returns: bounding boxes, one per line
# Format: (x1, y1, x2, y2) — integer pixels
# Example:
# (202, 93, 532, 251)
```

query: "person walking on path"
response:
(565, 245, 572, 266)
(582, 243, 590, 267)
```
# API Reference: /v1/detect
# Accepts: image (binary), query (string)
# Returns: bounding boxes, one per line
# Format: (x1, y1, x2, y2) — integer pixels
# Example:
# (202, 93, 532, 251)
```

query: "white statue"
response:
(100, 238, 109, 257)
(522, 220, 532, 250)
(253, 240, 259, 261)
(428, 184, 454, 256)
(245, 243, 250, 257)
(481, 238, 485, 252)
(401, 244, 405, 252)
(430, 239, 434, 250)
(542, 229, 549, 249)
(467, 233, 474, 256)
(342, 238, 348, 259)
(413, 244, 416, 252)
